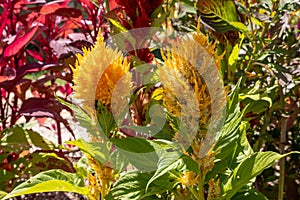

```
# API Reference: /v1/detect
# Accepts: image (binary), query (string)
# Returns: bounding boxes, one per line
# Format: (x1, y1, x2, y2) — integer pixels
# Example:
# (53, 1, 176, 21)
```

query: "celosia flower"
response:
(88, 171, 100, 199)
(178, 171, 199, 187)
(159, 31, 226, 158)
(193, 30, 225, 71)
(71, 33, 131, 112)
(87, 155, 115, 199)
(207, 178, 221, 200)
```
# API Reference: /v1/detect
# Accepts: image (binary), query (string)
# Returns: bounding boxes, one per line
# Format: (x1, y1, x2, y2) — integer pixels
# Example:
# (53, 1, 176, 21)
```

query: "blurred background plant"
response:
(1, 0, 299, 199)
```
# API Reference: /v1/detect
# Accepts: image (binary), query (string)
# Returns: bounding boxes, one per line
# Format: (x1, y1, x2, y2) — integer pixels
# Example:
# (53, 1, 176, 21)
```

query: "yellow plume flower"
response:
(159, 38, 212, 138)
(207, 178, 221, 200)
(178, 171, 199, 187)
(159, 32, 226, 158)
(71, 34, 131, 111)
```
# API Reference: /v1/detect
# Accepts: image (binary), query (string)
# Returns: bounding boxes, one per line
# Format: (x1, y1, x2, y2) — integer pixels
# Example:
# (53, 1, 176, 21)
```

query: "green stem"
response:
(100, 182, 107, 200)
(278, 85, 287, 200)
(105, 0, 110, 12)
(189, 186, 201, 200)
(197, 172, 205, 200)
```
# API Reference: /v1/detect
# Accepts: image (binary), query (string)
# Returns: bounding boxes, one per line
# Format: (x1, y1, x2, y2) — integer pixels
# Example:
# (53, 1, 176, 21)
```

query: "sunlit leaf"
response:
(232, 189, 268, 200)
(107, 171, 175, 200)
(197, 0, 247, 33)
(0, 191, 7, 199)
(2, 169, 89, 200)
(1, 125, 55, 150)
(146, 152, 199, 189)
(108, 18, 127, 33)
(221, 151, 300, 199)
(3, 26, 39, 57)
(66, 138, 111, 164)
(110, 137, 161, 171)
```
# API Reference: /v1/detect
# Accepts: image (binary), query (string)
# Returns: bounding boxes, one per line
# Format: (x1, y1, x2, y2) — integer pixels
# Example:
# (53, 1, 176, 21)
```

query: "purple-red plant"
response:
(0, 0, 108, 192)
(113, 0, 163, 63)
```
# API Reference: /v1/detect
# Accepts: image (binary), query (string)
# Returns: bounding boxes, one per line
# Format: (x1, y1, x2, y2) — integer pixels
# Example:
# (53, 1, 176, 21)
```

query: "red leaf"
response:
(19, 98, 73, 123)
(3, 26, 39, 57)
(0, 63, 64, 92)
(109, 0, 118, 10)
(13, 79, 32, 101)
(54, 7, 82, 18)
(0, 5, 9, 40)
(39, 3, 64, 14)
(78, 0, 95, 10)
(26, 49, 44, 61)
(0, 66, 16, 83)
(19, 97, 75, 138)
(14, 0, 34, 9)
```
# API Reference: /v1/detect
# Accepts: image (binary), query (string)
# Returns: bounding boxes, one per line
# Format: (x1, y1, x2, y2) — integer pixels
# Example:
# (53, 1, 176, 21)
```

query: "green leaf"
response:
(221, 151, 300, 199)
(207, 118, 253, 182)
(228, 43, 239, 66)
(235, 122, 253, 163)
(207, 108, 242, 180)
(96, 101, 117, 137)
(232, 189, 268, 200)
(228, 33, 244, 67)
(214, 106, 243, 157)
(110, 137, 162, 171)
(179, 0, 197, 7)
(1, 125, 55, 150)
(239, 93, 273, 114)
(57, 96, 104, 137)
(151, 11, 170, 28)
(28, 152, 75, 173)
(250, 17, 263, 27)
(74, 155, 88, 178)
(108, 18, 127, 33)
(108, 171, 176, 200)
(227, 78, 242, 115)
(146, 152, 199, 189)
(2, 169, 89, 200)
(66, 138, 111, 164)
(229, 22, 248, 32)
(110, 149, 130, 172)
(0, 191, 7, 199)
(197, 0, 247, 33)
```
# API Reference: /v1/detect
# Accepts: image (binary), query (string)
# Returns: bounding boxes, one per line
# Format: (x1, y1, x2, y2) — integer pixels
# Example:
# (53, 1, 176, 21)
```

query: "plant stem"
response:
(10, 94, 18, 126)
(57, 121, 62, 145)
(105, 0, 110, 12)
(196, 172, 205, 200)
(278, 85, 287, 200)
(189, 186, 201, 200)
(0, 95, 5, 130)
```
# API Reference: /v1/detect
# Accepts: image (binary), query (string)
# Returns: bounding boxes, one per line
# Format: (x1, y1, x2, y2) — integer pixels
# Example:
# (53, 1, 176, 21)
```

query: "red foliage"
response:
(3, 26, 39, 57)
(116, 0, 162, 22)
(0, 0, 109, 192)
(114, 0, 162, 63)
(0, 0, 108, 131)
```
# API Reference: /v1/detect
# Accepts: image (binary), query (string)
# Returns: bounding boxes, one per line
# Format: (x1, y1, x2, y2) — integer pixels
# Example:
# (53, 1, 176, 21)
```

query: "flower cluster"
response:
(159, 30, 226, 169)
(159, 33, 224, 142)
(178, 171, 199, 187)
(71, 33, 131, 112)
